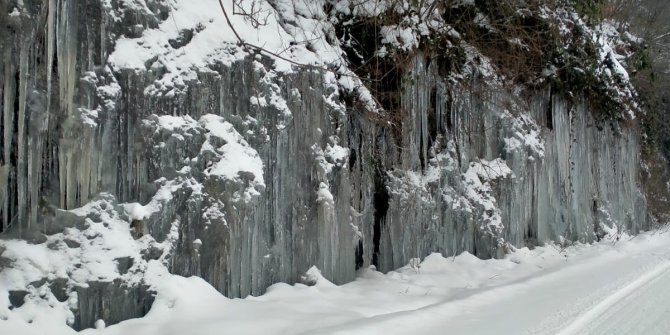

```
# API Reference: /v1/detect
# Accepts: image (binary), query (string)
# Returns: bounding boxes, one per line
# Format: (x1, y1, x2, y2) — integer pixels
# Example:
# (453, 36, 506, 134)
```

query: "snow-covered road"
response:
(4, 231, 670, 335)
(559, 260, 670, 335)
(312, 233, 670, 335)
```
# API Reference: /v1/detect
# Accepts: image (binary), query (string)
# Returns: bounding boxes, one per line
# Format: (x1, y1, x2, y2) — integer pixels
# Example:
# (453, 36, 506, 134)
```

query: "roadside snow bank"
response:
(4, 228, 670, 335)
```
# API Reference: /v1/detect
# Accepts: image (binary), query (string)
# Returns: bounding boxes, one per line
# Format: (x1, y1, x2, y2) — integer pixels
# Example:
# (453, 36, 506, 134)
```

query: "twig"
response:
(217, 0, 343, 73)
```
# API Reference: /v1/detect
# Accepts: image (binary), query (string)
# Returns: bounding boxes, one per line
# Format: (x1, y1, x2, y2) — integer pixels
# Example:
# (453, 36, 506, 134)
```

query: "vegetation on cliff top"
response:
(326, 0, 644, 124)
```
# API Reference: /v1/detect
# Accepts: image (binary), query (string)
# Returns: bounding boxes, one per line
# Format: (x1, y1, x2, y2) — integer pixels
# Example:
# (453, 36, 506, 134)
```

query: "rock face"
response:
(0, 0, 648, 329)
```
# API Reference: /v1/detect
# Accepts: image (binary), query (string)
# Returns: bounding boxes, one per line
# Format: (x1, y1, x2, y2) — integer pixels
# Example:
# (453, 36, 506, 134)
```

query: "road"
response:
(559, 261, 670, 335)
(314, 235, 670, 335)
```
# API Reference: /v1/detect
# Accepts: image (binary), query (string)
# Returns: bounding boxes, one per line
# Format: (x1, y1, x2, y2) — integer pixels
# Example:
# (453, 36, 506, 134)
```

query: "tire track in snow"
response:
(556, 260, 670, 335)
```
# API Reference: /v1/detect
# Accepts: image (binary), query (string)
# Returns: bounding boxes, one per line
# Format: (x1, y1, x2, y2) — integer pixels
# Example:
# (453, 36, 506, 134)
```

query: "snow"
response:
(154, 115, 198, 132)
(462, 159, 513, 233)
(557, 260, 670, 335)
(122, 177, 195, 221)
(558, 262, 670, 335)
(143, 113, 265, 202)
(325, 143, 349, 165)
(108, 0, 352, 96)
(200, 114, 264, 181)
(110, 0, 265, 90)
(0, 195, 172, 330)
(596, 34, 630, 82)
(312, 140, 349, 177)
(380, 25, 419, 51)
(95, 320, 106, 330)
(464, 158, 513, 183)
(0, 1, 656, 334)
(540, 8, 640, 119)
(317, 182, 335, 205)
(5, 221, 670, 334)
(199, 114, 265, 200)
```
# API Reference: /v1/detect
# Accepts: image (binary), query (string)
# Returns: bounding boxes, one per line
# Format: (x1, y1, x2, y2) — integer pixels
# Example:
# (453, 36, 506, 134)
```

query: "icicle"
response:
(59, 143, 66, 208)
(2, 60, 15, 231)
(66, 147, 76, 209)
(47, 0, 55, 104)
(50, 0, 77, 119)
(81, 140, 90, 205)
(37, 0, 55, 226)
(0, 164, 8, 229)
(16, 48, 27, 231)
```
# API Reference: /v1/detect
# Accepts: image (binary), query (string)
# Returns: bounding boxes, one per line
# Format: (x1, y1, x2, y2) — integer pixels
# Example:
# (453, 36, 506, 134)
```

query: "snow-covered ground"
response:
(3, 230, 670, 334)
